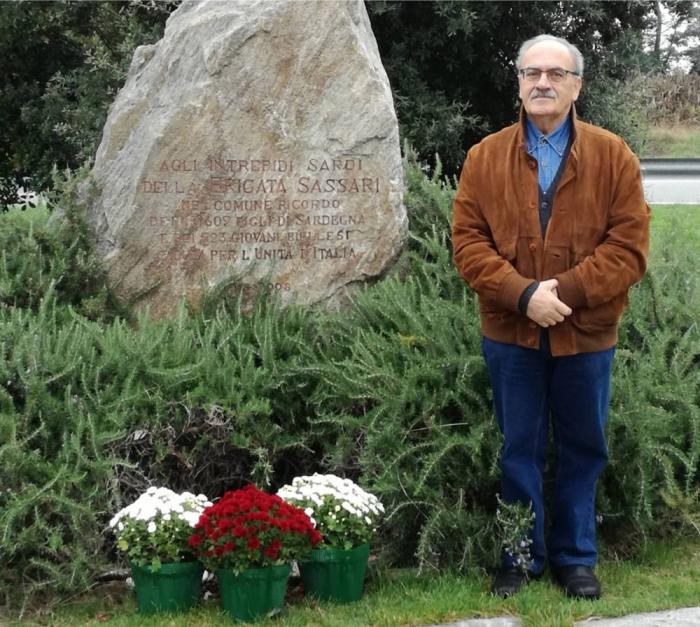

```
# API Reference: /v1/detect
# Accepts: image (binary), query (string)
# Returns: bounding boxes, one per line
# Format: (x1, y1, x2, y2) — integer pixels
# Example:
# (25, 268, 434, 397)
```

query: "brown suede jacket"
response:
(452, 108, 650, 356)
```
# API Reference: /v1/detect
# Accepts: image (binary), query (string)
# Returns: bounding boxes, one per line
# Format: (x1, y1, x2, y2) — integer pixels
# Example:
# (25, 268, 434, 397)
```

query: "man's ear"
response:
(573, 79, 583, 102)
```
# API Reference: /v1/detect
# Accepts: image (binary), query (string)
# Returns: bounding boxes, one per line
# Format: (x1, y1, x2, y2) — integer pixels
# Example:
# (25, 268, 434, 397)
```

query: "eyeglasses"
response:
(517, 67, 580, 83)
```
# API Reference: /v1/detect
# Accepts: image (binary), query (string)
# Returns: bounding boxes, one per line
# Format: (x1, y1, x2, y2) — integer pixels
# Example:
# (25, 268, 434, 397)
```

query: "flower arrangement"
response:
(109, 487, 211, 571)
(277, 474, 384, 550)
(188, 484, 322, 574)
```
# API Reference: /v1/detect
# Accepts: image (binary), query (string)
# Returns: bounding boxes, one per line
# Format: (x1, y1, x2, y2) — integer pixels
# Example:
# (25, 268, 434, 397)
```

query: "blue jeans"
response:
(481, 335, 615, 574)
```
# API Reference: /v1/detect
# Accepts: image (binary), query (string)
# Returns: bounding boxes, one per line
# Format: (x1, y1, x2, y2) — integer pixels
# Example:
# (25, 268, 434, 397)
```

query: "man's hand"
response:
(526, 279, 572, 327)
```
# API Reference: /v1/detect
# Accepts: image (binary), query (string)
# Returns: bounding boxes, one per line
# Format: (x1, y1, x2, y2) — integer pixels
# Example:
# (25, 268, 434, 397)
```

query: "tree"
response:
(0, 0, 174, 205)
(646, 1, 696, 71)
(660, 1, 700, 73)
(0, 1, 682, 202)
(367, 1, 663, 175)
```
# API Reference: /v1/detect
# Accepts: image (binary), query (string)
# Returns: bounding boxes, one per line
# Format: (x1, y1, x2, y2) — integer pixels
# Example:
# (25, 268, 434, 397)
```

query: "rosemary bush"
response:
(1, 153, 698, 613)
(0, 169, 116, 319)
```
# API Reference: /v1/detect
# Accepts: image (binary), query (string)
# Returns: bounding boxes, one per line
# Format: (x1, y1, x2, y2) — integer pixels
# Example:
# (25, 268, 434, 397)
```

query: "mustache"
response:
(531, 89, 556, 99)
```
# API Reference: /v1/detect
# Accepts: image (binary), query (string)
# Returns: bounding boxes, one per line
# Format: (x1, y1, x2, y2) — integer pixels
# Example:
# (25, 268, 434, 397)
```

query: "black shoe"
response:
(491, 567, 538, 597)
(551, 565, 601, 599)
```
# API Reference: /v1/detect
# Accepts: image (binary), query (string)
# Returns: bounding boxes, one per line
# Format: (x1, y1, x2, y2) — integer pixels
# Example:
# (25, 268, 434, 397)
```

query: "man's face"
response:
(518, 41, 582, 133)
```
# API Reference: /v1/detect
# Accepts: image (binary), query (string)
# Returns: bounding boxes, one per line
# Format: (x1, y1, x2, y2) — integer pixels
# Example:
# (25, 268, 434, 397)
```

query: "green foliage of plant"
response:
(1, 154, 698, 614)
(110, 488, 209, 572)
(0, 169, 117, 319)
(310, 497, 374, 550)
(98, 301, 326, 502)
(0, 1, 176, 203)
(599, 226, 700, 547)
(495, 494, 535, 574)
(116, 516, 194, 573)
(0, 302, 122, 615)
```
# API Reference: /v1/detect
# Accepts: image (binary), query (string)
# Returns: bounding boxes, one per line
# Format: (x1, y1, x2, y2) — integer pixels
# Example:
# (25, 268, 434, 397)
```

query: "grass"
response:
(650, 204, 700, 255)
(9, 536, 700, 627)
(642, 125, 700, 158)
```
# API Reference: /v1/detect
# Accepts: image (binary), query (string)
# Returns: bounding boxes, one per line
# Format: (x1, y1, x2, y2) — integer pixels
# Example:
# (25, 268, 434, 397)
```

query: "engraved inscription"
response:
(139, 154, 384, 288)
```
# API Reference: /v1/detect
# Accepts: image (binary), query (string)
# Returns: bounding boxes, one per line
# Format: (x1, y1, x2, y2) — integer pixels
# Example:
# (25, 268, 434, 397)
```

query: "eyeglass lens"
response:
(521, 68, 570, 82)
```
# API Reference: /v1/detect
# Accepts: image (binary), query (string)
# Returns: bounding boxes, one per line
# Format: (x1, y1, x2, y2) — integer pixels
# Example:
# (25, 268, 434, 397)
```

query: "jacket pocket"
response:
(573, 293, 628, 332)
(479, 299, 515, 319)
(544, 244, 571, 277)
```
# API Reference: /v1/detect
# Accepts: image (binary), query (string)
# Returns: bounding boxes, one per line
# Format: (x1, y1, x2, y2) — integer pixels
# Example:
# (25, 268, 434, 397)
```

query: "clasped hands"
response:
(526, 279, 572, 328)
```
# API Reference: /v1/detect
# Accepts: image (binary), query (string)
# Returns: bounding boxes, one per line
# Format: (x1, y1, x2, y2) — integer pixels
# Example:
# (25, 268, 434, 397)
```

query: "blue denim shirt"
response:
(526, 116, 571, 192)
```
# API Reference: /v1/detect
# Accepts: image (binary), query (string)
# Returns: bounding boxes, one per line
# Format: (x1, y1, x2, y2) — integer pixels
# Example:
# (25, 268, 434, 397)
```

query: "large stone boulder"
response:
(87, 0, 407, 317)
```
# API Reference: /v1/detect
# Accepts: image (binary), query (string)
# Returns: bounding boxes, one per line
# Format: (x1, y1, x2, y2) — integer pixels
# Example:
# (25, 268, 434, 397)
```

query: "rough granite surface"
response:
(87, 0, 406, 317)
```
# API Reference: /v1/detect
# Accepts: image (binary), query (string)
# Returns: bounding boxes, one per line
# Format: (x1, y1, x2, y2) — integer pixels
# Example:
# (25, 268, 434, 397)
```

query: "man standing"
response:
(451, 34, 649, 599)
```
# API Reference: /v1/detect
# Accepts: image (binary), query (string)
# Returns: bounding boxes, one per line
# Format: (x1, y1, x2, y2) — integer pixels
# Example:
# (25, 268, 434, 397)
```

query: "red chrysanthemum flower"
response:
(187, 484, 319, 571)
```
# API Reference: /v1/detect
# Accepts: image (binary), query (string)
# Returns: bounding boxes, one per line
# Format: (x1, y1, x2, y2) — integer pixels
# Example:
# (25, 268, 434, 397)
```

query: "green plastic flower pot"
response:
(130, 560, 203, 614)
(299, 543, 370, 603)
(217, 563, 290, 623)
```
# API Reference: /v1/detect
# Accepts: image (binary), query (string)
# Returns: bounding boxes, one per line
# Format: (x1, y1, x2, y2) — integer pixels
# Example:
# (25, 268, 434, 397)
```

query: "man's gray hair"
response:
(516, 34, 584, 77)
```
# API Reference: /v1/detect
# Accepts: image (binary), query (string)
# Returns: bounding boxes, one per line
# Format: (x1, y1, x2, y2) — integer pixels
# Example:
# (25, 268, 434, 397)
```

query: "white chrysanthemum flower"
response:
(277, 474, 384, 539)
(341, 501, 357, 515)
(111, 487, 210, 537)
(181, 511, 200, 527)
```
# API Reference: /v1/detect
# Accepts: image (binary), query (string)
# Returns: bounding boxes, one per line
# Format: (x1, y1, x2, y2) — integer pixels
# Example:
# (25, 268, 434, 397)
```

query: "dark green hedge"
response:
(1, 155, 698, 612)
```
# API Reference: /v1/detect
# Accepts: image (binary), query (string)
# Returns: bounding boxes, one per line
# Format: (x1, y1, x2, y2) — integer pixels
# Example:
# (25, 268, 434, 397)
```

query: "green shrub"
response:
(601, 237, 700, 547)
(631, 73, 700, 126)
(0, 292, 327, 613)
(0, 169, 117, 319)
(1, 154, 698, 613)
(0, 295, 120, 612)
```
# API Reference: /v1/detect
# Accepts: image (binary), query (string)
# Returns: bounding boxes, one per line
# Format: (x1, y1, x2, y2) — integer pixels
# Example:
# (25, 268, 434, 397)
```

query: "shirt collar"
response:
(525, 116, 571, 156)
